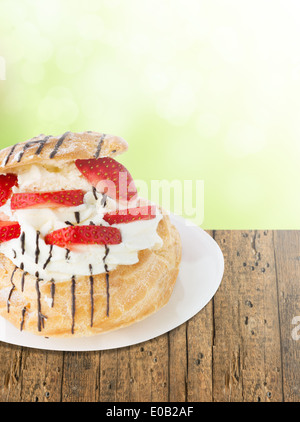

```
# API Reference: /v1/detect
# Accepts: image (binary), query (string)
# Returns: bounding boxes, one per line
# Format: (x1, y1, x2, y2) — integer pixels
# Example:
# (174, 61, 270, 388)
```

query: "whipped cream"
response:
(16, 163, 92, 192)
(0, 163, 163, 282)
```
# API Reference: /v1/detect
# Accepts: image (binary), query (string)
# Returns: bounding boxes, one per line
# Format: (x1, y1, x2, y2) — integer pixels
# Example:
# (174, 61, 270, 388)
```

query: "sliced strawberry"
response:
(45, 225, 122, 248)
(0, 221, 21, 243)
(103, 205, 156, 225)
(0, 173, 18, 206)
(11, 190, 85, 210)
(75, 157, 137, 202)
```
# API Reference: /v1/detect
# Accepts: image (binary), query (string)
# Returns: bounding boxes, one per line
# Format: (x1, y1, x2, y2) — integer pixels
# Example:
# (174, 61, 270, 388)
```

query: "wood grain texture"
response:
(0, 230, 299, 402)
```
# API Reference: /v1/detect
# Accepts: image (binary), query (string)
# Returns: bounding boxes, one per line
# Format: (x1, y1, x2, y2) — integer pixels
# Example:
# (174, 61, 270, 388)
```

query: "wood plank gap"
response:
(211, 230, 216, 402)
(185, 322, 188, 402)
(167, 332, 170, 402)
(60, 351, 66, 402)
(97, 351, 101, 401)
(211, 296, 216, 402)
(272, 231, 286, 402)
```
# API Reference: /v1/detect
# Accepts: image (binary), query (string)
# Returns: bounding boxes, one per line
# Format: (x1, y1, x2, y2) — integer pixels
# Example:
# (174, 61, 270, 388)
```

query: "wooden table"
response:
(0, 230, 299, 402)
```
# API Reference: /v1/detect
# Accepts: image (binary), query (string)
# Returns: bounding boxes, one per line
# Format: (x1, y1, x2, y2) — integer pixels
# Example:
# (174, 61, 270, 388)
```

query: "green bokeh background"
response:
(0, 0, 300, 228)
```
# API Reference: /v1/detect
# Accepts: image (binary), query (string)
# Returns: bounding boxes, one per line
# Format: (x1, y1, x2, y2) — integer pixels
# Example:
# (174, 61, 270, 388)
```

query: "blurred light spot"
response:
(207, 66, 238, 97)
(224, 171, 263, 211)
(156, 82, 196, 125)
(56, 46, 83, 74)
(102, 30, 124, 47)
(291, 63, 300, 81)
(102, 0, 121, 8)
(38, 87, 78, 125)
(196, 113, 220, 138)
(143, 64, 170, 93)
(27, 36, 53, 63)
(76, 40, 95, 58)
(81, 95, 105, 119)
(224, 121, 266, 157)
(197, 45, 220, 71)
(0, 0, 27, 31)
(77, 14, 104, 40)
(13, 23, 53, 63)
(211, 26, 241, 63)
(3, 85, 27, 113)
(129, 33, 151, 56)
(35, 0, 62, 29)
(21, 62, 44, 85)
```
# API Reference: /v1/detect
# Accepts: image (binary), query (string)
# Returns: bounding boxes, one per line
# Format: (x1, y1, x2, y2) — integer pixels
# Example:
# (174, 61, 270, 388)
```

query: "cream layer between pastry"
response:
(0, 163, 163, 282)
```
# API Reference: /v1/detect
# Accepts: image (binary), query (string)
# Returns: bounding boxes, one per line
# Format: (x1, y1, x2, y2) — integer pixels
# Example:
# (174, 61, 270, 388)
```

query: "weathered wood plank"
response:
(148, 334, 169, 401)
(127, 341, 152, 401)
(0, 344, 64, 402)
(0, 344, 24, 401)
(187, 300, 214, 402)
(185, 230, 214, 402)
(212, 230, 283, 402)
(126, 334, 169, 402)
(115, 347, 131, 402)
(168, 323, 187, 401)
(99, 348, 118, 401)
(61, 351, 100, 402)
(273, 231, 300, 402)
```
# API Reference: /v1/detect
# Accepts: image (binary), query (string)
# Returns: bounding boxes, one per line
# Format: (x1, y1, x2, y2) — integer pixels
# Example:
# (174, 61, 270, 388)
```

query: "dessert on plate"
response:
(0, 131, 181, 337)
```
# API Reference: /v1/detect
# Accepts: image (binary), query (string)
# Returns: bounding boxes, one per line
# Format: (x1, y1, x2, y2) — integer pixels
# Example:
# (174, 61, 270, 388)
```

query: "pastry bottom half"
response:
(0, 215, 181, 337)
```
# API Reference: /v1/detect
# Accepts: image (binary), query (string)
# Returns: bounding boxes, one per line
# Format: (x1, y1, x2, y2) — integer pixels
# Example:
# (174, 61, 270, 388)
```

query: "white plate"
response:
(0, 215, 224, 351)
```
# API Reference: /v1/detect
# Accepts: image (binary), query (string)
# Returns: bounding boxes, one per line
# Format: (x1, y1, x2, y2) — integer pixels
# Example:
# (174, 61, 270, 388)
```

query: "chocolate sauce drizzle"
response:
(65, 249, 70, 260)
(65, 221, 74, 226)
(50, 278, 55, 308)
(74, 212, 80, 224)
(12, 249, 17, 259)
(20, 263, 27, 292)
(35, 271, 47, 332)
(35, 231, 40, 264)
(89, 264, 94, 327)
(101, 193, 107, 208)
(103, 245, 110, 317)
(17, 140, 42, 163)
(49, 131, 70, 159)
(20, 231, 25, 255)
(43, 244, 53, 269)
(3, 135, 52, 165)
(71, 275, 76, 334)
(20, 307, 26, 331)
(3, 144, 17, 166)
(92, 187, 98, 200)
(35, 135, 51, 155)
(7, 266, 17, 313)
(94, 133, 106, 158)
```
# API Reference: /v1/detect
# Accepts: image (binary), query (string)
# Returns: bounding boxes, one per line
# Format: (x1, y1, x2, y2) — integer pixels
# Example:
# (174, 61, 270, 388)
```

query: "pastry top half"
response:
(0, 131, 128, 172)
(0, 131, 181, 337)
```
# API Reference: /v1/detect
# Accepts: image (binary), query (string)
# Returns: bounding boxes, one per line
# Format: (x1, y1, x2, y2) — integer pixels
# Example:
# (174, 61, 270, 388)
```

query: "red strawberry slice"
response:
(45, 225, 122, 248)
(75, 157, 137, 203)
(0, 221, 21, 243)
(0, 173, 18, 206)
(103, 205, 156, 225)
(11, 190, 85, 210)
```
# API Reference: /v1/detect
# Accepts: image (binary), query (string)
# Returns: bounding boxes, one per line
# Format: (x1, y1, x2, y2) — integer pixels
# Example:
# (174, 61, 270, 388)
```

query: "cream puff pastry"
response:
(0, 131, 181, 337)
